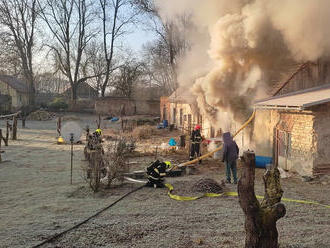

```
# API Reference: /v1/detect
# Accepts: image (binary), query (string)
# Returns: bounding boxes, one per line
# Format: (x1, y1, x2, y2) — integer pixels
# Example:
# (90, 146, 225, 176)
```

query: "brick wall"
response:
(254, 109, 316, 175)
(160, 97, 170, 121)
(311, 103, 330, 175)
(69, 99, 95, 113)
(254, 106, 330, 176)
(280, 112, 315, 176)
(95, 97, 160, 116)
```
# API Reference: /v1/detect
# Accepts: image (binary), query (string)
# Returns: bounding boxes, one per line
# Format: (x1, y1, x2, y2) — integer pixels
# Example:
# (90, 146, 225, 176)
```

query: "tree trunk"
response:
(238, 151, 286, 248)
(27, 75, 35, 106)
(70, 84, 78, 105)
(101, 67, 109, 97)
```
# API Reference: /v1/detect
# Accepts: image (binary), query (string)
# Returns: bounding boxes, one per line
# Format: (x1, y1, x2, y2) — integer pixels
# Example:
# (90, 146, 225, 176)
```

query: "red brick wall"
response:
(160, 96, 171, 121)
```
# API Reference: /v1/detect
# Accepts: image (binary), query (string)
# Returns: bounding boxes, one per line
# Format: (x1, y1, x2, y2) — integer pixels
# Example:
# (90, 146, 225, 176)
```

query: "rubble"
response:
(191, 178, 224, 194)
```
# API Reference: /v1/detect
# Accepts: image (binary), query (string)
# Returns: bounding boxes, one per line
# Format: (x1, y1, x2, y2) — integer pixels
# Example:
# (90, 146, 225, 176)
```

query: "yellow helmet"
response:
(164, 161, 172, 169)
(95, 128, 102, 135)
(57, 136, 64, 144)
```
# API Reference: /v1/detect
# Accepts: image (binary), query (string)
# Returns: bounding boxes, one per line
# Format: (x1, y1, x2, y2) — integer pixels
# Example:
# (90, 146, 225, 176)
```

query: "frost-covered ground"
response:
(0, 115, 329, 248)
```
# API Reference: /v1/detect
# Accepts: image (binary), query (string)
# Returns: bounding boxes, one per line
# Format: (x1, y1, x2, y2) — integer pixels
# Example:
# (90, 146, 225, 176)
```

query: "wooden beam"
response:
(0, 111, 21, 119)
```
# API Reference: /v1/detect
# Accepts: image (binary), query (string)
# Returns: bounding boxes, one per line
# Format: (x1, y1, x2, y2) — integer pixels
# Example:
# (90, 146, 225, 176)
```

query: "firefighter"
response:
(95, 128, 102, 136)
(145, 160, 172, 188)
(190, 125, 203, 163)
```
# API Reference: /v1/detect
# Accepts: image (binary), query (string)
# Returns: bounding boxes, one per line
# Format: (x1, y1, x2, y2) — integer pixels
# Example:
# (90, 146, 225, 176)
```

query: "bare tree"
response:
(134, 0, 191, 95)
(0, 0, 38, 104)
(99, 0, 138, 97)
(0, 32, 21, 75)
(83, 42, 107, 96)
(34, 72, 69, 94)
(38, 0, 98, 103)
(112, 60, 144, 98)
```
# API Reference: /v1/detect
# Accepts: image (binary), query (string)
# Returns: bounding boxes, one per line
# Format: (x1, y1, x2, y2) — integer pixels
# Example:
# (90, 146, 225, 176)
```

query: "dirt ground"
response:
(0, 114, 329, 248)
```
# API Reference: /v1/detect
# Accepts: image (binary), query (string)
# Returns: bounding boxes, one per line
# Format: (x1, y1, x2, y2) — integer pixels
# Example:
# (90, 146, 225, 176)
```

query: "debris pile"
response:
(191, 178, 224, 194)
(27, 110, 56, 121)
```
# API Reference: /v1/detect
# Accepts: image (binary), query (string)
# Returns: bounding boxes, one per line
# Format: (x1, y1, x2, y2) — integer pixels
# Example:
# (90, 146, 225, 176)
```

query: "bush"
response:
(48, 98, 68, 111)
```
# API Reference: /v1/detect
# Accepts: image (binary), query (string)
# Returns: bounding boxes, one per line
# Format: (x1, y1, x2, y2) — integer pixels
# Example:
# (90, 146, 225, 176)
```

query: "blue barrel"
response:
(163, 120, 168, 128)
(255, 156, 272, 168)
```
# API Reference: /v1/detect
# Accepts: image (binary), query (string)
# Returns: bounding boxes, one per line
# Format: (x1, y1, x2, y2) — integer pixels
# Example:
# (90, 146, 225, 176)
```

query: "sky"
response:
(126, 27, 156, 53)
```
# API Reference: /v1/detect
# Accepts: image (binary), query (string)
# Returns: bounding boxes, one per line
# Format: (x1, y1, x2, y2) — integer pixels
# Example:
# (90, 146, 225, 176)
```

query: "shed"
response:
(0, 75, 29, 109)
(253, 84, 330, 176)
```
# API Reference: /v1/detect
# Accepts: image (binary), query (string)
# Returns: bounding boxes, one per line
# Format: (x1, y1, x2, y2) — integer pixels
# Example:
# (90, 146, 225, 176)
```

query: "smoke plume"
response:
(155, 0, 330, 128)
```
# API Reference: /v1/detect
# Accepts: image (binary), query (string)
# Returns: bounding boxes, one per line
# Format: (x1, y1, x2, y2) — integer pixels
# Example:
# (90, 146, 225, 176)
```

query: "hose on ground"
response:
(31, 185, 145, 248)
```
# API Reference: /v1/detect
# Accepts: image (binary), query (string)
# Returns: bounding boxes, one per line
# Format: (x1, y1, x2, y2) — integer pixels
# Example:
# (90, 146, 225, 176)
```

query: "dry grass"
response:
(131, 125, 157, 140)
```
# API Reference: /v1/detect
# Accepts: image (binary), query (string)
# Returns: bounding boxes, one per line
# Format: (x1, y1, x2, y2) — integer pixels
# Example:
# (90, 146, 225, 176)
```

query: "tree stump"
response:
(238, 151, 286, 248)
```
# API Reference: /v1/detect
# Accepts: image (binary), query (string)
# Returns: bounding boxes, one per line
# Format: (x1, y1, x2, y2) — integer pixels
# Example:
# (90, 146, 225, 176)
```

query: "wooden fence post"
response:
(12, 115, 17, 140)
(0, 129, 2, 162)
(57, 117, 62, 137)
(4, 121, 9, 146)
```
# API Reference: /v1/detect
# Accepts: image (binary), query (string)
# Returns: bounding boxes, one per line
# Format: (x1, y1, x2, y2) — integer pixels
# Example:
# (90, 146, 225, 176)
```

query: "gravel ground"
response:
(0, 115, 329, 248)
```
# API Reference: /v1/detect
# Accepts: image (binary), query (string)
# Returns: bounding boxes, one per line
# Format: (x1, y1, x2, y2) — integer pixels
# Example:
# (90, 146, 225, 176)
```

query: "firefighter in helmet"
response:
(145, 160, 172, 188)
(190, 124, 203, 163)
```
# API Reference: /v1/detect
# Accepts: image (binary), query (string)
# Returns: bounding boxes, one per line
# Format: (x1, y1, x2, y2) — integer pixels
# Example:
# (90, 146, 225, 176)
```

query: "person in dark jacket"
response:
(145, 160, 172, 188)
(190, 125, 203, 163)
(222, 132, 239, 184)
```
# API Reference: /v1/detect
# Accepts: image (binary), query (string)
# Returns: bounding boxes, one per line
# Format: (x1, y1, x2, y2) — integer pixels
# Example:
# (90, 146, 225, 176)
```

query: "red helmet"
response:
(194, 125, 201, 130)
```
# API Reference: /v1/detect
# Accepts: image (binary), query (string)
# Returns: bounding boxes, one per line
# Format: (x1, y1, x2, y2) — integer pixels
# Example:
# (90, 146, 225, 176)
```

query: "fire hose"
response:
(31, 185, 145, 248)
(171, 110, 256, 170)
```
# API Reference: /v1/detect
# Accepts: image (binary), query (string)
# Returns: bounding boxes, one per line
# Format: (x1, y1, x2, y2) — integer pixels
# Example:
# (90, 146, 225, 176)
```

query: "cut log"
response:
(238, 151, 286, 248)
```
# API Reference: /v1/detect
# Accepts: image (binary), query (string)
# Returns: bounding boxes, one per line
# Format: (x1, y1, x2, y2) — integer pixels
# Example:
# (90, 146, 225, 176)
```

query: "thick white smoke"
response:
(155, 0, 330, 127)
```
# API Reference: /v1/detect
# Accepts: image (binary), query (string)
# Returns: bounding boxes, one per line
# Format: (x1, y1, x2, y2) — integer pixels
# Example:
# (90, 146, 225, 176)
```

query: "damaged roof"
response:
(0, 75, 28, 93)
(255, 83, 330, 110)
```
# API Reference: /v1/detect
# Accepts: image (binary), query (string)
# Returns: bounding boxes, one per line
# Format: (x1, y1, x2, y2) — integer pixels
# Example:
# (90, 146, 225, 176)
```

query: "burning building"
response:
(155, 1, 330, 175)
(160, 87, 216, 137)
(160, 86, 247, 152)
